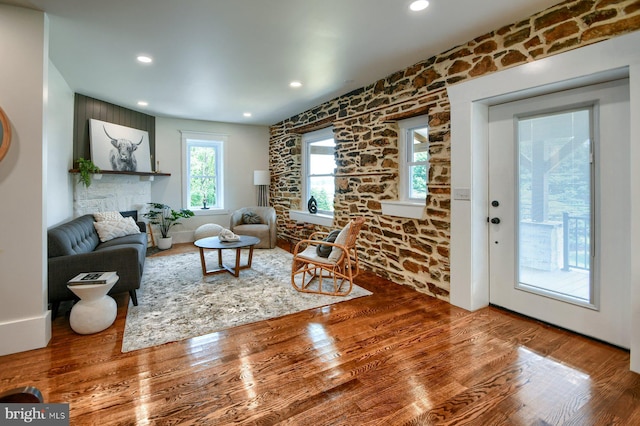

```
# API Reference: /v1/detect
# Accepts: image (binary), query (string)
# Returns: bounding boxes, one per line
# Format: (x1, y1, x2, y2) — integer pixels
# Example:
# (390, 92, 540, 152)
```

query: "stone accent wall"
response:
(269, 0, 640, 300)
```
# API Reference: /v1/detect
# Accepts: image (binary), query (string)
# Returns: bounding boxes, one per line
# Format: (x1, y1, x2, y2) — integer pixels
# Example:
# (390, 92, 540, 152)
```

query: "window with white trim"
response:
(302, 127, 336, 216)
(399, 116, 429, 202)
(181, 131, 225, 212)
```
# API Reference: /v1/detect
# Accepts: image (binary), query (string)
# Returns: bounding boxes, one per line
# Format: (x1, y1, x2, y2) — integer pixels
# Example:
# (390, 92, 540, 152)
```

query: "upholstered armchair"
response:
(229, 206, 277, 249)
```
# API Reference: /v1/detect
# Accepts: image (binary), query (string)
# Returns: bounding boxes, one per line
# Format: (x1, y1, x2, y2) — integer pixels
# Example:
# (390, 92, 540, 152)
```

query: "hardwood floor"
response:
(2, 243, 638, 425)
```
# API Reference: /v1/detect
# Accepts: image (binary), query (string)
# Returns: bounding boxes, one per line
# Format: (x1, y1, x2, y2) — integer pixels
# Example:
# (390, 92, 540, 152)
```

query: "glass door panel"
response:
(517, 109, 593, 306)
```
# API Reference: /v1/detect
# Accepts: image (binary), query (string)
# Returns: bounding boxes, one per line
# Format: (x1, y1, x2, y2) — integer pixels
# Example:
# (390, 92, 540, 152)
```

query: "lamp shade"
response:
(253, 170, 270, 186)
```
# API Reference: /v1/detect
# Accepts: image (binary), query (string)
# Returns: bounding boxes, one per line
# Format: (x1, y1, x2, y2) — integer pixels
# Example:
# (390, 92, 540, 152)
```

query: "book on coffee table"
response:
(68, 271, 118, 285)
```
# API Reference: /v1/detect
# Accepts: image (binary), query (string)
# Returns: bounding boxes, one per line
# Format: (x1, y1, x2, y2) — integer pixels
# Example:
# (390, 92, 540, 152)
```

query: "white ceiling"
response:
(5, 0, 562, 125)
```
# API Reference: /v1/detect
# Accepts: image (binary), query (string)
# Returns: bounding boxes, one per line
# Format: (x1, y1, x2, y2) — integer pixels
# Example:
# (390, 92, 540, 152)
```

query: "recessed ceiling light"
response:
(409, 0, 429, 11)
(289, 81, 302, 88)
(243, 112, 252, 117)
(137, 101, 148, 106)
(137, 55, 152, 63)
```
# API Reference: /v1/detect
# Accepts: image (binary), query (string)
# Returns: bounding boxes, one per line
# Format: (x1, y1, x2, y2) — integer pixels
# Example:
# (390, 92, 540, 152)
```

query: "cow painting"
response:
(89, 119, 152, 173)
(103, 126, 143, 172)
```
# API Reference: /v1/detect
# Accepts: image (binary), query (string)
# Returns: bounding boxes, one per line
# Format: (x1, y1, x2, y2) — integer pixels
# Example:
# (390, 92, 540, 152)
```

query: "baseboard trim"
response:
(0, 311, 52, 356)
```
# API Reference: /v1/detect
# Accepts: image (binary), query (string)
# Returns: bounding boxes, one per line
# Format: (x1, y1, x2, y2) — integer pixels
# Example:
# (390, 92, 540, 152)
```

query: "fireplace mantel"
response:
(69, 169, 170, 177)
(69, 169, 170, 182)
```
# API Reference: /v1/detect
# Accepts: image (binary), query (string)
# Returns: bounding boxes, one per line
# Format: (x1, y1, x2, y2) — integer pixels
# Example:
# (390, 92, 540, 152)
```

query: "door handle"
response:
(490, 217, 501, 224)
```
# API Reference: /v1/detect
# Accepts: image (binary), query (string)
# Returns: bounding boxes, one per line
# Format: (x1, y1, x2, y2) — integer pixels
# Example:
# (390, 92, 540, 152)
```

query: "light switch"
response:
(453, 187, 471, 201)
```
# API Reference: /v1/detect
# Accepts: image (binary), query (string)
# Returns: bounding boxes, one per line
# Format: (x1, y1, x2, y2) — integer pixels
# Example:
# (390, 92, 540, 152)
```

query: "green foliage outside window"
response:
(518, 110, 591, 222)
(410, 151, 429, 199)
(189, 145, 217, 208)
(310, 188, 332, 212)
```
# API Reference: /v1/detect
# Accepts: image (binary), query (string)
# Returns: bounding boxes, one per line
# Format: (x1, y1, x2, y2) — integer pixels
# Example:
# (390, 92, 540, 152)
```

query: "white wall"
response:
(153, 117, 269, 242)
(46, 61, 74, 227)
(448, 31, 640, 371)
(0, 5, 50, 355)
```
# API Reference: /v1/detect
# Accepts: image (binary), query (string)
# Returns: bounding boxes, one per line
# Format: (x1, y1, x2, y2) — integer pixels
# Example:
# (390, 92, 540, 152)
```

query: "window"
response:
(399, 116, 429, 202)
(302, 128, 336, 216)
(181, 131, 225, 212)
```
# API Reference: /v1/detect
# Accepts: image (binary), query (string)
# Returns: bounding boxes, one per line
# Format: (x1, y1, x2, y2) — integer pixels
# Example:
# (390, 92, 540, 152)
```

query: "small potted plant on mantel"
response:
(143, 202, 194, 250)
(76, 157, 101, 187)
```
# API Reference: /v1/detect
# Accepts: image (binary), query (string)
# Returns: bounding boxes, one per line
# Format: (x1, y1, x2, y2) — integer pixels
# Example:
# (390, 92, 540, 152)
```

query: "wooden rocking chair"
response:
(291, 217, 365, 296)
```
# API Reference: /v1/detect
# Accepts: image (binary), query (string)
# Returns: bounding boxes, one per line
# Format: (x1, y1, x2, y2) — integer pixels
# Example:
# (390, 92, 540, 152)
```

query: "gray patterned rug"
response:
(122, 247, 372, 352)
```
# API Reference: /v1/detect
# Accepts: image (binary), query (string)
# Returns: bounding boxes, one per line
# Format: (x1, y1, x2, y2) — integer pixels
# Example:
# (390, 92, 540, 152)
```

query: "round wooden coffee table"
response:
(194, 235, 260, 277)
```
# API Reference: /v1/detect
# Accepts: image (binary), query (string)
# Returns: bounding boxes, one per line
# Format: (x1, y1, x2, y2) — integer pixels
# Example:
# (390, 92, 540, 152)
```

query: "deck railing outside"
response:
(562, 212, 590, 271)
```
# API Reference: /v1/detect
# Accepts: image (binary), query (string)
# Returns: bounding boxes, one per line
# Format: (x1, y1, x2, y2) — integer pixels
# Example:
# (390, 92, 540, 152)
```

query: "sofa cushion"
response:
(98, 231, 147, 248)
(93, 216, 141, 242)
(242, 211, 262, 224)
(94, 243, 147, 275)
(233, 223, 269, 232)
(296, 246, 335, 265)
(232, 223, 268, 246)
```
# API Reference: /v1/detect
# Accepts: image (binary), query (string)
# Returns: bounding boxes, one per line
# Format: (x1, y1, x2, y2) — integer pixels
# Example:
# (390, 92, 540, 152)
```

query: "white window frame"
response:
(181, 131, 226, 216)
(399, 115, 429, 202)
(302, 127, 335, 217)
(381, 115, 429, 219)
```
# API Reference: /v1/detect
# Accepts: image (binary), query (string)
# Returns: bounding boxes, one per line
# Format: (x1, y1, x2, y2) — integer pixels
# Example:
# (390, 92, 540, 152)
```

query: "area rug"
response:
(121, 247, 372, 352)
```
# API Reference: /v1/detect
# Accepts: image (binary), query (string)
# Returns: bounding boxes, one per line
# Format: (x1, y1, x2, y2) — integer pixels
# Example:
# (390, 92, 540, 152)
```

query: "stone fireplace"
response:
(73, 174, 152, 218)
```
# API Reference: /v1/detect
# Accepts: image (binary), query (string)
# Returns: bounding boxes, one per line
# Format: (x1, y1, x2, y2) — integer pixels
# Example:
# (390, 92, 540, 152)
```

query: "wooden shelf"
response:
(69, 169, 170, 177)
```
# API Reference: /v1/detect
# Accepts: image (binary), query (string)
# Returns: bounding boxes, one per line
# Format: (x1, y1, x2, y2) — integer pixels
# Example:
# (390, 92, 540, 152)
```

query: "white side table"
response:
(67, 275, 119, 334)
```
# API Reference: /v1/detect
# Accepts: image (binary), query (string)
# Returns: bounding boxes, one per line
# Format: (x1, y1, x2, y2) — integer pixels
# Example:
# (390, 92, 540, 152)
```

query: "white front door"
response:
(488, 79, 630, 348)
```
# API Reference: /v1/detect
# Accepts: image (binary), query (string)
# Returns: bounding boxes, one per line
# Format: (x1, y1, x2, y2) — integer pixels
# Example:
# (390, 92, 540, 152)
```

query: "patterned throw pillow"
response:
(316, 229, 341, 258)
(242, 211, 262, 224)
(93, 216, 141, 242)
(93, 211, 124, 222)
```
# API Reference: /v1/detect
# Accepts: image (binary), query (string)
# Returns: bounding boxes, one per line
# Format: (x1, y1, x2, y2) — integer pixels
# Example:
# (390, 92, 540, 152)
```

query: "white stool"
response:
(67, 276, 118, 334)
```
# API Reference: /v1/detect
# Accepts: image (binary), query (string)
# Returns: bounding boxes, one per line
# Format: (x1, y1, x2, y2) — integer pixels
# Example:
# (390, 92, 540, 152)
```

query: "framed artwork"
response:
(89, 119, 152, 172)
(0, 107, 11, 162)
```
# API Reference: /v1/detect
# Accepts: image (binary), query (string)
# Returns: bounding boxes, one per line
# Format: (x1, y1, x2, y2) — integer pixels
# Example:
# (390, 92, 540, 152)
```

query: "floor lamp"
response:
(254, 170, 270, 207)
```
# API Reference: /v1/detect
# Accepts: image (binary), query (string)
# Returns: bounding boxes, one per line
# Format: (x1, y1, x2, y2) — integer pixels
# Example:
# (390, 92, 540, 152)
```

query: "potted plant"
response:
(76, 157, 101, 187)
(143, 203, 194, 249)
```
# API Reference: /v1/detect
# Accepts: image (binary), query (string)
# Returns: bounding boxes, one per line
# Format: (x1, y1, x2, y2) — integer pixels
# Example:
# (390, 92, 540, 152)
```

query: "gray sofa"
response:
(47, 211, 147, 318)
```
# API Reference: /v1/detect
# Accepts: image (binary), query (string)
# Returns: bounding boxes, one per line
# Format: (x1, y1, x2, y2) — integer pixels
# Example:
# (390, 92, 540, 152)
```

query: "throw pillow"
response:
(242, 211, 262, 224)
(316, 230, 341, 258)
(328, 221, 352, 262)
(93, 211, 124, 222)
(93, 216, 141, 242)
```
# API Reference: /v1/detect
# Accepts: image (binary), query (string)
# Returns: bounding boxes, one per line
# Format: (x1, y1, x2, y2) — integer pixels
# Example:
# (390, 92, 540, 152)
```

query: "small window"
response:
(181, 131, 225, 211)
(302, 128, 336, 215)
(399, 116, 429, 202)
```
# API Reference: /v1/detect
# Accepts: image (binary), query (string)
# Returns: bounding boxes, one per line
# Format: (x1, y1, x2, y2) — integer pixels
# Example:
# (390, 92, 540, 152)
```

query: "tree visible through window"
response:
(181, 132, 225, 211)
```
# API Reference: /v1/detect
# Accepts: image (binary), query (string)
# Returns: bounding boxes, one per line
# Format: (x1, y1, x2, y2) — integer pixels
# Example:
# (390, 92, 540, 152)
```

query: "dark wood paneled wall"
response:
(73, 94, 156, 169)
